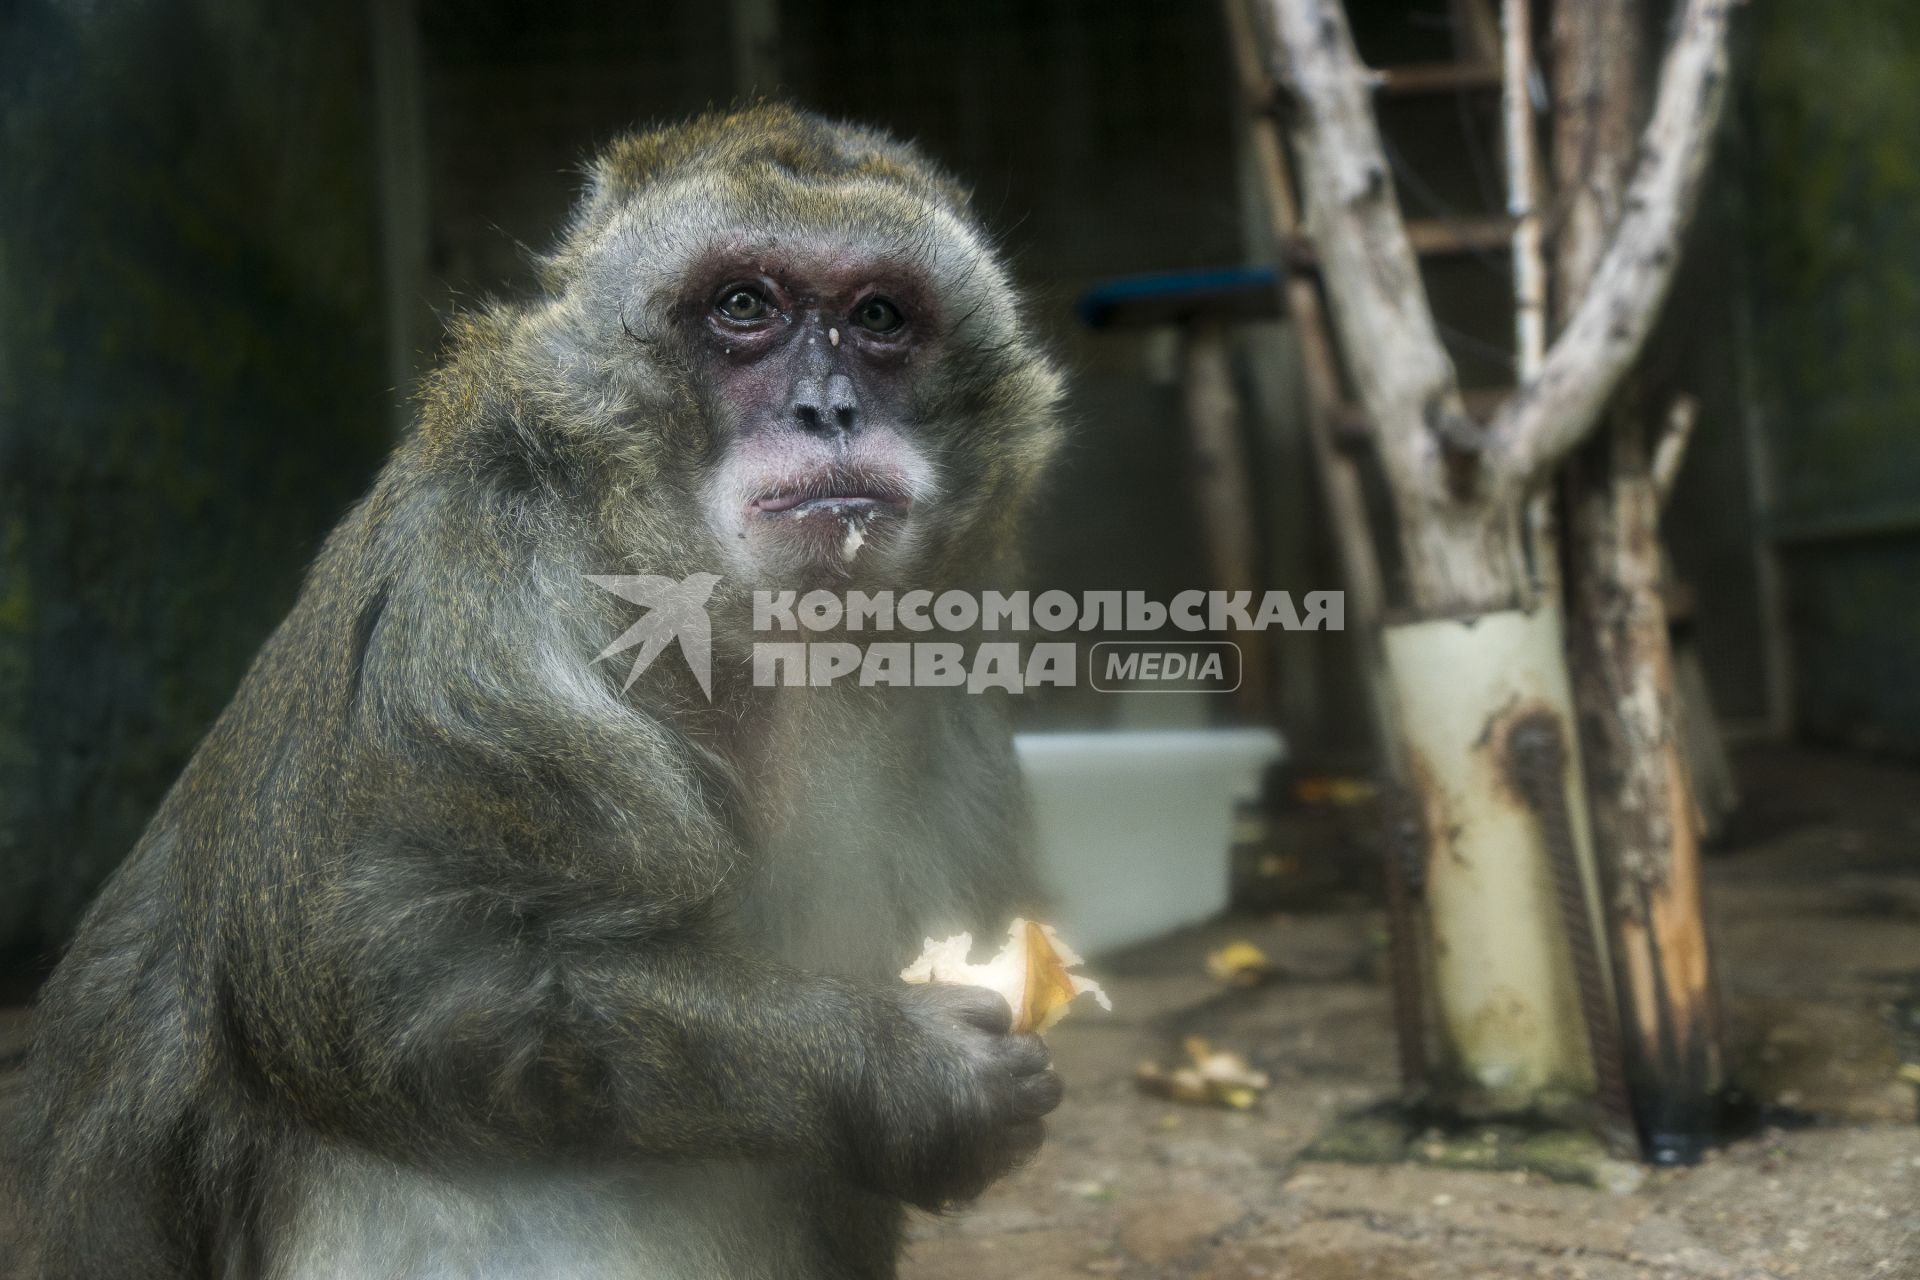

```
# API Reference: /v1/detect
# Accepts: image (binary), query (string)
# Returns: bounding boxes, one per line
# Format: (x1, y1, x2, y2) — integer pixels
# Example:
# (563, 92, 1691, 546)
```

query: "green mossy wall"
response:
(1746, 0, 1920, 752)
(0, 0, 394, 950)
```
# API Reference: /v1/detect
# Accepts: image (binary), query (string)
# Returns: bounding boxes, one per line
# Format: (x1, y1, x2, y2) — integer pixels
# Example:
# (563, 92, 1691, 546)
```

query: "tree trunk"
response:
(1553, 0, 1727, 1162)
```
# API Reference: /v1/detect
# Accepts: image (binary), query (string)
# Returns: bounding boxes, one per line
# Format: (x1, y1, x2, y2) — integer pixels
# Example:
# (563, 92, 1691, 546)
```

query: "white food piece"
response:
(901, 918, 1112, 1034)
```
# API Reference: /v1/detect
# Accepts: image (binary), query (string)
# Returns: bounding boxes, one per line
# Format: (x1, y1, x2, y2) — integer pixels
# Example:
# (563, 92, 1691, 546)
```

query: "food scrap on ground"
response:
(1204, 939, 1274, 986)
(1136, 1036, 1272, 1110)
(1291, 775, 1377, 807)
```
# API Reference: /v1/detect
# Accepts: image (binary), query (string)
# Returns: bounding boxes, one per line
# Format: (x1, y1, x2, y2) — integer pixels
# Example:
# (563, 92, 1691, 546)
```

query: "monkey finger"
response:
(999, 1033, 1052, 1077)
(1012, 1067, 1064, 1120)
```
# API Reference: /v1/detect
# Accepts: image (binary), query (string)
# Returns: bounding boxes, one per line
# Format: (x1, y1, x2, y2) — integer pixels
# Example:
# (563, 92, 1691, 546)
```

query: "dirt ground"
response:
(0, 748, 1914, 1278)
(905, 746, 1920, 1280)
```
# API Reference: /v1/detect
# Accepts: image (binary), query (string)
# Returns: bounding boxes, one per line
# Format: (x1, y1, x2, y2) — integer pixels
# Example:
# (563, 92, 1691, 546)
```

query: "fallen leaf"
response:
(1294, 775, 1377, 807)
(1205, 940, 1274, 986)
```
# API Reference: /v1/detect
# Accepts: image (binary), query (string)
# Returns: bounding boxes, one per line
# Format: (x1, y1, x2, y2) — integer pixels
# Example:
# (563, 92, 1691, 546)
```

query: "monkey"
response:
(4, 104, 1067, 1279)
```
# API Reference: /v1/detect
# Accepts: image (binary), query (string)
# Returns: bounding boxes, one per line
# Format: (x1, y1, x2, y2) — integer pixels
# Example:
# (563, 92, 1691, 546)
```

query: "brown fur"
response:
(6, 106, 1064, 1280)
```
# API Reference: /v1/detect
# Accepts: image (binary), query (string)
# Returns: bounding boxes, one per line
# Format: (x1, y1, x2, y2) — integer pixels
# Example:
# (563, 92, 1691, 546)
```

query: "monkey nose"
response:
(790, 372, 860, 435)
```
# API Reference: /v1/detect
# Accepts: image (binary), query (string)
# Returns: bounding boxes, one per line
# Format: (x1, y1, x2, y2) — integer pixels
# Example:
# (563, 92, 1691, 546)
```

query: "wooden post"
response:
(1180, 321, 1273, 719)
(1552, 0, 1728, 1162)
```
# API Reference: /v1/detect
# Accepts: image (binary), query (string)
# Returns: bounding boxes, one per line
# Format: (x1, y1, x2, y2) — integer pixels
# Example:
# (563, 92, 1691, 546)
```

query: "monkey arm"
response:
(278, 862, 905, 1167)
(251, 829, 1053, 1207)
(212, 509, 912, 1167)
(232, 736, 917, 1167)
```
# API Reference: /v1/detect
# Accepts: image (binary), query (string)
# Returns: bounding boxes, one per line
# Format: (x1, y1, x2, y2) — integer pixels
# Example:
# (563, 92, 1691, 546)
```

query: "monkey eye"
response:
(853, 297, 905, 335)
(714, 286, 772, 324)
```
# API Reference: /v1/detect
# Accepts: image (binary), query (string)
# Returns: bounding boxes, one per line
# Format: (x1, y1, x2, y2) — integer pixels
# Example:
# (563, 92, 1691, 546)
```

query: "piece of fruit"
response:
(901, 918, 1112, 1034)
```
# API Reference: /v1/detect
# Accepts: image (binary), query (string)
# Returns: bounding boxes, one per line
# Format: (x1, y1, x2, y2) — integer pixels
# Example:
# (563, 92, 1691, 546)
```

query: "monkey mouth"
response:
(743, 473, 914, 565)
(726, 455, 927, 566)
(748, 481, 911, 518)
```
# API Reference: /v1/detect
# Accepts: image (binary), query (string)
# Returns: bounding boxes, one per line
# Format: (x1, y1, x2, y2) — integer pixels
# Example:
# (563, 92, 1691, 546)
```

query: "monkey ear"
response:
(584, 111, 737, 210)
(541, 145, 648, 288)
(542, 117, 719, 287)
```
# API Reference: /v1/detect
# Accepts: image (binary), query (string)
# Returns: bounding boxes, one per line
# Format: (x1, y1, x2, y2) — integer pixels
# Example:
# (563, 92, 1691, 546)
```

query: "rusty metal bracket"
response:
(1503, 711, 1642, 1158)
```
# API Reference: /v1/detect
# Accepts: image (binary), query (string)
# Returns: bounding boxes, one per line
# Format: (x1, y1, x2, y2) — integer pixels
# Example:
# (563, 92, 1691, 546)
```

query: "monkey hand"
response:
(848, 982, 1063, 1209)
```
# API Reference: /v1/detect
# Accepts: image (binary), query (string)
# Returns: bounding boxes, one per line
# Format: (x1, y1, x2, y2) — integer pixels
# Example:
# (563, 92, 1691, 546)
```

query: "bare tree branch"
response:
(1652, 393, 1700, 510)
(1263, 0, 1734, 611)
(1489, 0, 1739, 488)
(1263, 0, 1472, 510)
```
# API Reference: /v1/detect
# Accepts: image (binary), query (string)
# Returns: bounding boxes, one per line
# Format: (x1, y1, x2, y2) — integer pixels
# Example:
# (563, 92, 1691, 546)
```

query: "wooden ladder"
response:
(1220, 0, 1534, 642)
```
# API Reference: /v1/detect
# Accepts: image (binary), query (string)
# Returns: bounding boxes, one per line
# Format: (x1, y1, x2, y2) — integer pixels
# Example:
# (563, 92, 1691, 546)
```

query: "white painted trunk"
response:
(1382, 606, 1606, 1110)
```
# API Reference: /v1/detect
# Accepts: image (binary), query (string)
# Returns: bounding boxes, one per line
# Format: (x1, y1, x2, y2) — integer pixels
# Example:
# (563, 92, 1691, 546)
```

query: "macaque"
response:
(6, 105, 1065, 1279)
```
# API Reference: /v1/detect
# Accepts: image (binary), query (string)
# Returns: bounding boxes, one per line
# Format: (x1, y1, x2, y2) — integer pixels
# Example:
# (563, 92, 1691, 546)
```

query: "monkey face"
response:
(687, 247, 943, 583)
(528, 109, 1065, 595)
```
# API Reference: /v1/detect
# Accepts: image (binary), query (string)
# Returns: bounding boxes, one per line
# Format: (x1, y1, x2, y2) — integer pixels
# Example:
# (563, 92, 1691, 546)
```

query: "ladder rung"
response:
(1281, 218, 1515, 269)
(1376, 62, 1503, 96)
(1407, 217, 1515, 256)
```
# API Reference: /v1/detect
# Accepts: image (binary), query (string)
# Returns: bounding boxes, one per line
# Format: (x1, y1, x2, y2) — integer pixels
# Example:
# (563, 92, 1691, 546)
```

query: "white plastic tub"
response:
(1013, 729, 1285, 955)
